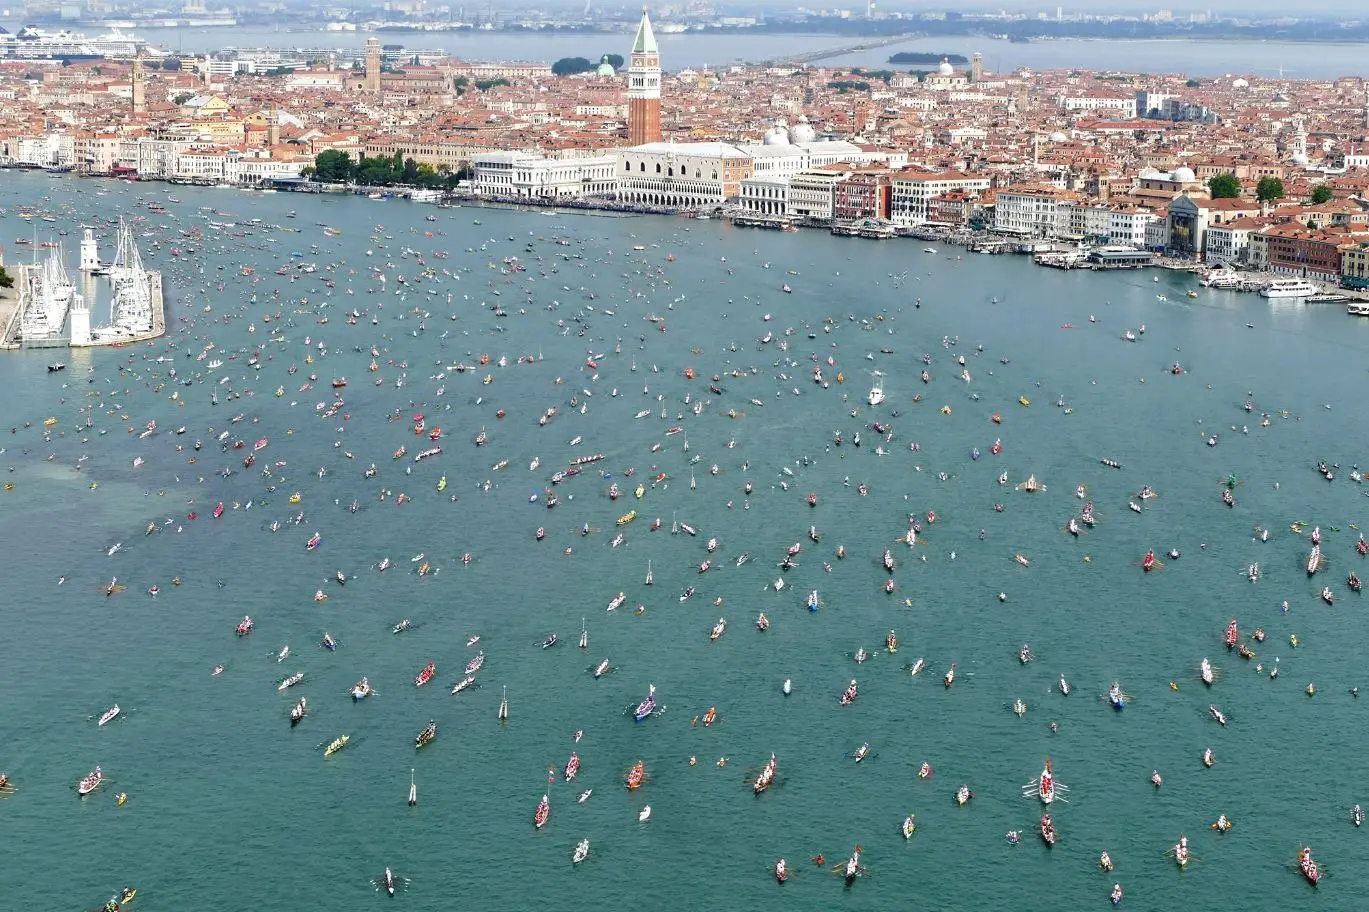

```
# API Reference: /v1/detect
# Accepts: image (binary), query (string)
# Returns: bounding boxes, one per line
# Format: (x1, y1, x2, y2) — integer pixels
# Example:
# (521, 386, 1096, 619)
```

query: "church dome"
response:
(1231, 78, 1249, 88)
(763, 124, 791, 146)
(596, 55, 616, 76)
(938, 58, 955, 77)
(1048, 131, 1067, 143)
(1172, 166, 1196, 183)
(790, 115, 816, 144)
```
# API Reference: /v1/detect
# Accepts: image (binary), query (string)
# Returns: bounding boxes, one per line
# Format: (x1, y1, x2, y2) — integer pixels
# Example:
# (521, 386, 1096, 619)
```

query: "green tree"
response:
(475, 78, 509, 91)
(551, 56, 595, 77)
(1256, 176, 1285, 202)
(1208, 172, 1241, 199)
(172, 92, 194, 105)
(312, 149, 355, 183)
(453, 75, 468, 96)
(402, 156, 419, 184)
(1310, 183, 1333, 204)
(604, 53, 624, 70)
(0, 265, 12, 290)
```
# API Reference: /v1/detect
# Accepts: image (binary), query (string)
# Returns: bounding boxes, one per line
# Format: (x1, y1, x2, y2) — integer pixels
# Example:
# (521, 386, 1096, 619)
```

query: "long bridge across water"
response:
(759, 34, 916, 67)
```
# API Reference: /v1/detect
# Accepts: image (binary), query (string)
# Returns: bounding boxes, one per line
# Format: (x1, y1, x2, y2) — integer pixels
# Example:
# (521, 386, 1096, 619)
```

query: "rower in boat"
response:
(839, 679, 858, 705)
(415, 720, 436, 748)
(901, 813, 916, 839)
(955, 785, 972, 806)
(1211, 814, 1231, 832)
(1110, 883, 1122, 905)
(774, 857, 787, 883)
(1098, 852, 1114, 872)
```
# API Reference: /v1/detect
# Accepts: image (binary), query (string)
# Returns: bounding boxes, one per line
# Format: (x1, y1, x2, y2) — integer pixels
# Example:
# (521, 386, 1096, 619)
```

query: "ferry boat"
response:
(1260, 279, 1318, 298)
(868, 374, 885, 407)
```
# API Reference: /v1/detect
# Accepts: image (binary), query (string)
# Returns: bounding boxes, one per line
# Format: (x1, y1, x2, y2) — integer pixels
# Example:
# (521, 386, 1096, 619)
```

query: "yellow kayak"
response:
(1019, 396, 1031, 407)
(324, 735, 349, 757)
(635, 484, 645, 499)
(617, 510, 637, 526)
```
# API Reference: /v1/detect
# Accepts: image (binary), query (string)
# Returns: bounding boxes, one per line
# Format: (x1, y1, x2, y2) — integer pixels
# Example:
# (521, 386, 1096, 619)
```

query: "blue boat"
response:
(633, 685, 656, 721)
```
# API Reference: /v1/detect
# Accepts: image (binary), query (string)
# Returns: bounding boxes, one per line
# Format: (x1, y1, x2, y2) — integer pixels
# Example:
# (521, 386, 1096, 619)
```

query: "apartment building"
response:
(889, 170, 991, 227)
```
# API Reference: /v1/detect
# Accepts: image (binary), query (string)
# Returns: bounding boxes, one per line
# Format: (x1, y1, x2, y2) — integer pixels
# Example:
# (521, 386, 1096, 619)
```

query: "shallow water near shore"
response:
(2, 171, 1368, 910)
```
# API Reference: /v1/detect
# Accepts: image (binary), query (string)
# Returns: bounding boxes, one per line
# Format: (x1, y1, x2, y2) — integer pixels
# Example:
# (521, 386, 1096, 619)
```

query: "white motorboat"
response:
(1259, 278, 1318, 298)
(868, 373, 885, 407)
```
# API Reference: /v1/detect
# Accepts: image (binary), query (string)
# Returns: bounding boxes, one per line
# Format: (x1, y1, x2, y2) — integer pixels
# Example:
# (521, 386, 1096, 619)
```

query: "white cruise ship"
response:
(1259, 279, 1318, 299)
(0, 27, 160, 60)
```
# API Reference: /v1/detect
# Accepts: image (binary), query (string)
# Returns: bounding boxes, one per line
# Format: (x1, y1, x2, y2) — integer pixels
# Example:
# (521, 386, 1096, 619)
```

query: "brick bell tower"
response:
(627, 6, 661, 145)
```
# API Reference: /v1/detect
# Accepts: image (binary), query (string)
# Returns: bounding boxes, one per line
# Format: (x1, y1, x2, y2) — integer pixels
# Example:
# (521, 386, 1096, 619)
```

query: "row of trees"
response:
(552, 55, 624, 76)
(306, 149, 469, 189)
(1205, 172, 1329, 204)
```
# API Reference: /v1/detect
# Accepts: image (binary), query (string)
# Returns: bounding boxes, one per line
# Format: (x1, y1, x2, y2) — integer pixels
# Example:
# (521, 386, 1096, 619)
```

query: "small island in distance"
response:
(888, 52, 968, 65)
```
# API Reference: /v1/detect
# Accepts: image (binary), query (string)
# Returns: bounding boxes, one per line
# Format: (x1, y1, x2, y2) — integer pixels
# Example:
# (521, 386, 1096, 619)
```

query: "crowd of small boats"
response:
(11, 189, 1366, 910)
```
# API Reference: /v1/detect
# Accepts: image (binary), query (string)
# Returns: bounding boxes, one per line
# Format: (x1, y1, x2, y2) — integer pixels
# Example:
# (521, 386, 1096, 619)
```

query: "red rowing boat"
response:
(415, 661, 435, 687)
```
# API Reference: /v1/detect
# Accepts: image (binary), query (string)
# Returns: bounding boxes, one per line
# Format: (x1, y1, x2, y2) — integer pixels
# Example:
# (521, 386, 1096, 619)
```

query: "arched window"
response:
(624, 161, 630, 172)
(711, 171, 717, 180)
(656, 163, 661, 174)
(668, 166, 673, 177)
(640, 162, 645, 172)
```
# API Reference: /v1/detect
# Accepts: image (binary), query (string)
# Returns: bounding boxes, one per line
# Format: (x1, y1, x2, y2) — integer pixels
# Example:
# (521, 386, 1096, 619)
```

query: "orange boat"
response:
(626, 759, 645, 790)
(702, 707, 717, 727)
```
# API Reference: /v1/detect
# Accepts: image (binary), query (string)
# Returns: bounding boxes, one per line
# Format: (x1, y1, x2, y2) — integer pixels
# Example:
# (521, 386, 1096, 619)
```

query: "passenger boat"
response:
(76, 766, 103, 796)
(626, 760, 645, 790)
(839, 679, 858, 705)
(753, 753, 777, 793)
(415, 720, 436, 748)
(277, 672, 304, 692)
(414, 661, 436, 687)
(1298, 846, 1320, 885)
(1040, 814, 1056, 846)
(901, 814, 916, 839)
(633, 685, 657, 721)
(464, 652, 485, 675)
(98, 704, 120, 727)
(955, 785, 972, 806)
(534, 794, 550, 829)
(324, 735, 348, 757)
(572, 838, 590, 865)
(290, 697, 307, 725)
